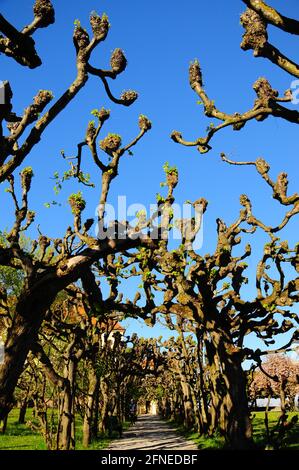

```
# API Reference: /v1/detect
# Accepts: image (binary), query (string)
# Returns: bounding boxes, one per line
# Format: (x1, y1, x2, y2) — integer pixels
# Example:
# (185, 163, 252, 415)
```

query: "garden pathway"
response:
(107, 415, 198, 450)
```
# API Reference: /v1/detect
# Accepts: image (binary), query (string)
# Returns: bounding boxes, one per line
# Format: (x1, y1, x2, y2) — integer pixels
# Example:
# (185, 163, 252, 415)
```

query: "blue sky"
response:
(0, 1, 298, 347)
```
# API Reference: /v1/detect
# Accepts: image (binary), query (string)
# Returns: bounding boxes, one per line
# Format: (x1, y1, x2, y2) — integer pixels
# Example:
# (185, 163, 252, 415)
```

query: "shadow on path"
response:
(108, 415, 198, 450)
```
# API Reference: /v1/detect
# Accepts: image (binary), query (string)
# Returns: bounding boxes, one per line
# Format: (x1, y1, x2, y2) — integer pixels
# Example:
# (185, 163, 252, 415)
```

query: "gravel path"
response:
(107, 415, 198, 450)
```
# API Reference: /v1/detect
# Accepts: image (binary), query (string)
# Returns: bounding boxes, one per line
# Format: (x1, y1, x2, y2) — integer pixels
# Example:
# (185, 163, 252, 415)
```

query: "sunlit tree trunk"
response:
(179, 373, 194, 429)
(210, 331, 253, 449)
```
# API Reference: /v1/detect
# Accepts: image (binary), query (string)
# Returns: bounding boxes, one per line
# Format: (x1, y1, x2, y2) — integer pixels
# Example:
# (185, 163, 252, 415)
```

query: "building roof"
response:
(98, 320, 125, 333)
(63, 303, 125, 333)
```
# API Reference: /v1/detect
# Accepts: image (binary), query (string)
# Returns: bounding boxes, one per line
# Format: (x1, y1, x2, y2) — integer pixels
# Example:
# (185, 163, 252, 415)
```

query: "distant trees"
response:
(250, 354, 299, 409)
(249, 353, 299, 449)
(11, 292, 163, 449)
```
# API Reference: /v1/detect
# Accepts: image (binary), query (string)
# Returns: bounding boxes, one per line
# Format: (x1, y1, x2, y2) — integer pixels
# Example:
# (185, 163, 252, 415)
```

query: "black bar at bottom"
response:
(0, 449, 296, 467)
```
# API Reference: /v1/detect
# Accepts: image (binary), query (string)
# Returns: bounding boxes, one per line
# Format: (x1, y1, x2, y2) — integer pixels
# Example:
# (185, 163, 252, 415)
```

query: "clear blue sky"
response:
(1, 1, 298, 347)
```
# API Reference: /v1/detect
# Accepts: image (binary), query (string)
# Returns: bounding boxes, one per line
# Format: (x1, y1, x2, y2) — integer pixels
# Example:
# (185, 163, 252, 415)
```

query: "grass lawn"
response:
(1, 410, 298, 450)
(172, 411, 299, 450)
(0, 408, 127, 450)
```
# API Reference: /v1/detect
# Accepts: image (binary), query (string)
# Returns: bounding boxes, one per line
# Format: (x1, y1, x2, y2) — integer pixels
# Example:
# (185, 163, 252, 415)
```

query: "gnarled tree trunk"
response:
(212, 332, 253, 449)
(0, 302, 46, 421)
(82, 366, 98, 448)
(179, 373, 194, 429)
(18, 399, 28, 424)
(57, 358, 77, 450)
(98, 377, 109, 434)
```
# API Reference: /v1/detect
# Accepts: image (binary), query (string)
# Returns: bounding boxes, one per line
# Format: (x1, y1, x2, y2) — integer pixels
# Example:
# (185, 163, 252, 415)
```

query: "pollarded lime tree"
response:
(165, 0, 299, 449)
(107, 1, 299, 449)
(0, 1, 156, 427)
